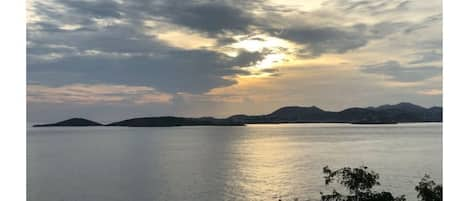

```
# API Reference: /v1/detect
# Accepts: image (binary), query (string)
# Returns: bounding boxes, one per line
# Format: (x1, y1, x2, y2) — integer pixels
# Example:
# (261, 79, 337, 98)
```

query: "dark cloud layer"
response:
(361, 60, 441, 82)
(275, 21, 406, 56)
(28, 0, 442, 94)
(155, 1, 255, 34)
(28, 48, 266, 93)
(27, 0, 267, 93)
(28, 7, 266, 93)
(61, 0, 123, 19)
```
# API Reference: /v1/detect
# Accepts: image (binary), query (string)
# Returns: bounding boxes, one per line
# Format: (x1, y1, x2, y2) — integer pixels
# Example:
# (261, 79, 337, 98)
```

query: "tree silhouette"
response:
(320, 166, 406, 201)
(415, 174, 442, 201)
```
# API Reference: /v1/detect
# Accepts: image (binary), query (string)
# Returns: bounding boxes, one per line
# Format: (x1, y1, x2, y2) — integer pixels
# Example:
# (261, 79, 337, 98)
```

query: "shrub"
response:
(415, 174, 442, 201)
(320, 166, 406, 201)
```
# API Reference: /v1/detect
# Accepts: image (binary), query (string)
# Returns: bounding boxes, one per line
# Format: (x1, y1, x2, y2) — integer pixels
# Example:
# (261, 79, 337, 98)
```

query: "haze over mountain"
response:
(33, 102, 442, 127)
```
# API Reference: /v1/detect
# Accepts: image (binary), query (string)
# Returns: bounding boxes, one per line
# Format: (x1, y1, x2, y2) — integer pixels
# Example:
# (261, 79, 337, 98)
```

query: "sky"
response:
(27, 0, 442, 123)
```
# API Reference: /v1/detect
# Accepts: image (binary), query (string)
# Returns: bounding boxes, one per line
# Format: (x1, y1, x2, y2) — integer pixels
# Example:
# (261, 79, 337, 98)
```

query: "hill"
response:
(228, 102, 442, 124)
(33, 102, 442, 127)
(33, 118, 103, 127)
(107, 116, 244, 127)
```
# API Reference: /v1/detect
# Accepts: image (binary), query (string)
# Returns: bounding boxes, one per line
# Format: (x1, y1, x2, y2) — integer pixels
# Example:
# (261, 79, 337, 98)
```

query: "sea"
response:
(27, 123, 442, 201)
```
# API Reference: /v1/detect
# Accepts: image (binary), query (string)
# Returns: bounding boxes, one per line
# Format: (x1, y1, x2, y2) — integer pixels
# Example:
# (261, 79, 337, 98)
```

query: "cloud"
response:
(28, 24, 169, 56)
(361, 60, 441, 82)
(404, 13, 442, 34)
(276, 26, 368, 56)
(409, 51, 442, 64)
(60, 0, 123, 19)
(417, 89, 442, 96)
(28, 0, 435, 62)
(324, 0, 411, 15)
(274, 21, 406, 56)
(28, 0, 110, 31)
(27, 0, 272, 93)
(26, 0, 443, 122)
(28, 49, 266, 93)
(152, 0, 255, 34)
(28, 84, 173, 104)
(156, 31, 217, 49)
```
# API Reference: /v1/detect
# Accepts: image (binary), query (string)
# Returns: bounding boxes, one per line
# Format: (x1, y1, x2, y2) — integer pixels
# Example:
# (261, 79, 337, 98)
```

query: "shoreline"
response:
(29, 121, 443, 128)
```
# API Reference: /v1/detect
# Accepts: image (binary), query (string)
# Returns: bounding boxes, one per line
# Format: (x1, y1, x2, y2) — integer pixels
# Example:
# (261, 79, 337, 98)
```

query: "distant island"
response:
(33, 102, 442, 127)
(107, 117, 244, 127)
(33, 118, 103, 127)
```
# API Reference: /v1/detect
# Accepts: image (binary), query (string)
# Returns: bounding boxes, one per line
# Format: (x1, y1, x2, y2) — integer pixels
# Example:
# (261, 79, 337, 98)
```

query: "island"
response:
(32, 102, 442, 127)
(33, 118, 103, 127)
(107, 117, 244, 127)
(228, 102, 442, 124)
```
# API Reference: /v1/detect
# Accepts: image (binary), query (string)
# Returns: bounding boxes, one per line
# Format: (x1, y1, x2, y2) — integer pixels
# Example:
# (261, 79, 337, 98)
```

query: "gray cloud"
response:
(29, 28, 158, 58)
(27, 0, 441, 94)
(324, 0, 411, 15)
(27, 5, 266, 93)
(231, 50, 266, 66)
(27, 0, 269, 94)
(60, 0, 123, 19)
(361, 60, 441, 82)
(27, 84, 173, 105)
(278, 26, 368, 56)
(28, 0, 424, 58)
(29, 1, 109, 30)
(409, 51, 442, 64)
(275, 22, 406, 56)
(28, 49, 265, 93)
(405, 13, 442, 34)
(153, 1, 255, 34)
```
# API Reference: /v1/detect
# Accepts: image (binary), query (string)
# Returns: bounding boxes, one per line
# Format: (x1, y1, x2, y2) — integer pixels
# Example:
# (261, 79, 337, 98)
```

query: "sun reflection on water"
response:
(223, 129, 317, 201)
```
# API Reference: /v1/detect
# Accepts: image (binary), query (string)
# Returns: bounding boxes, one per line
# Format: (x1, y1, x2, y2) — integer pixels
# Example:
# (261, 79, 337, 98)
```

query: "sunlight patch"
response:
(156, 31, 217, 50)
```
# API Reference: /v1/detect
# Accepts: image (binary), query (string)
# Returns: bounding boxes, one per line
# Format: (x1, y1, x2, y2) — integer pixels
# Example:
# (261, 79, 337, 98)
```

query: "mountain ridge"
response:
(33, 102, 442, 127)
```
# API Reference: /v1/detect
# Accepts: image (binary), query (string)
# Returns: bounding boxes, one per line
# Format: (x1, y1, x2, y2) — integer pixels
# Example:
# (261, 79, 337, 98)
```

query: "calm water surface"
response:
(27, 123, 442, 201)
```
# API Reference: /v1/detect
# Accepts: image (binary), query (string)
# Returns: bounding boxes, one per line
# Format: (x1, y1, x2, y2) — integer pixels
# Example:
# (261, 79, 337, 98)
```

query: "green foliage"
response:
(415, 174, 442, 201)
(276, 166, 442, 201)
(320, 166, 406, 201)
(323, 166, 380, 194)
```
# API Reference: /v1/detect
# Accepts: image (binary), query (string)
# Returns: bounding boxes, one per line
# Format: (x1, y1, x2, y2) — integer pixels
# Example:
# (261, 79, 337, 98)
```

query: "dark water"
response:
(27, 123, 442, 201)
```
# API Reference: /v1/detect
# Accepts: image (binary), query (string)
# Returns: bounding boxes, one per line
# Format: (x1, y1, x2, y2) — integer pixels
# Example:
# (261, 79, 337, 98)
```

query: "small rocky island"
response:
(33, 118, 103, 127)
(33, 102, 442, 127)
